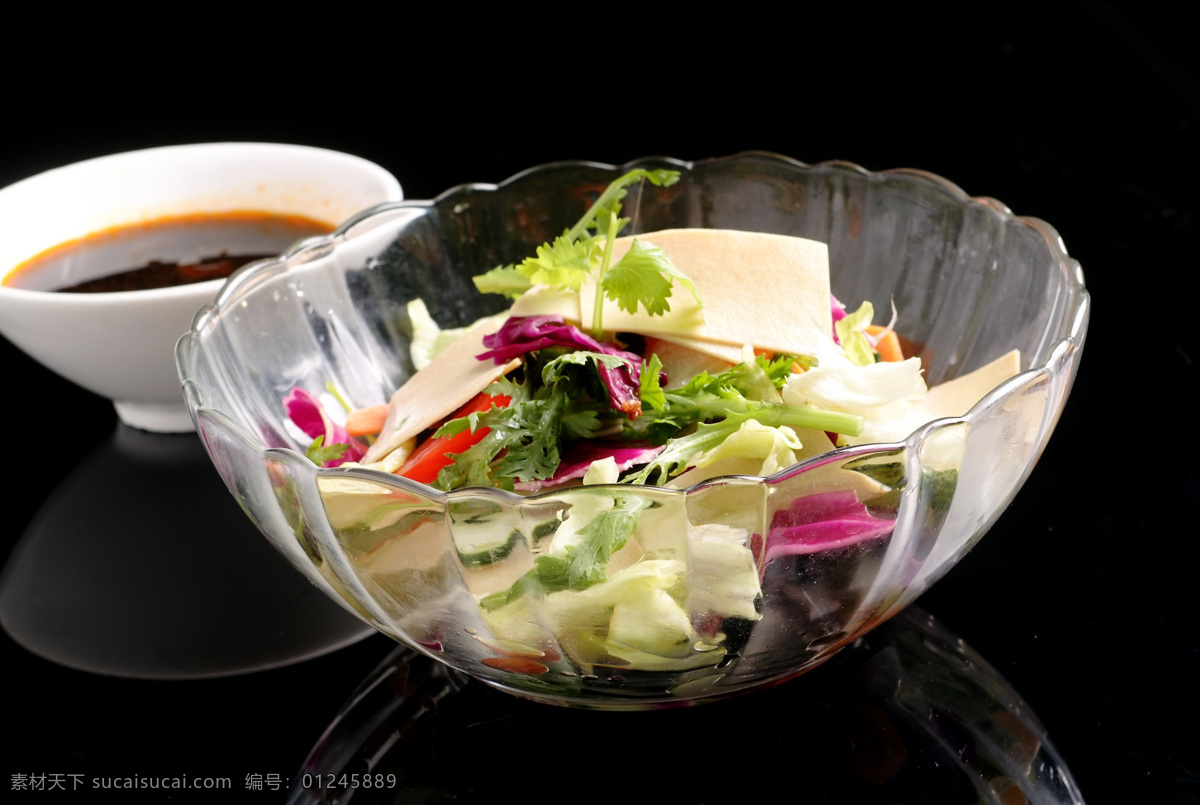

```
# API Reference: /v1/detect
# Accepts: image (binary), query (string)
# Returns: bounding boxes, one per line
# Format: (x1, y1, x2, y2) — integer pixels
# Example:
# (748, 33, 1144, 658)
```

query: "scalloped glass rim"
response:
(175, 153, 1089, 707)
(179, 152, 1088, 503)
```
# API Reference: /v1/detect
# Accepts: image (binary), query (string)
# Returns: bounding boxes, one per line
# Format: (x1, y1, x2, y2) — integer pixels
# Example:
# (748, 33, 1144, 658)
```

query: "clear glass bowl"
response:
(177, 154, 1088, 709)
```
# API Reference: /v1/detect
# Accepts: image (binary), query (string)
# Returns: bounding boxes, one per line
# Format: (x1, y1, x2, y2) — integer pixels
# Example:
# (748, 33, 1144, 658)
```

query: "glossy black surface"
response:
(2, 4, 1196, 801)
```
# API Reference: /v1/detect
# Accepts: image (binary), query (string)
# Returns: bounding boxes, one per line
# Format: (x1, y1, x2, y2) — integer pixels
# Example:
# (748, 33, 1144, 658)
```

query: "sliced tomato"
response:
(397, 392, 511, 484)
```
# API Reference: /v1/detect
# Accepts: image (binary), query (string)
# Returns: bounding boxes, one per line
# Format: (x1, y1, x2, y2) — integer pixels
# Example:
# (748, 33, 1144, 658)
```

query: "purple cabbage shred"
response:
(830, 294, 847, 344)
(284, 387, 366, 467)
(764, 489, 894, 561)
(477, 315, 658, 417)
(514, 443, 666, 493)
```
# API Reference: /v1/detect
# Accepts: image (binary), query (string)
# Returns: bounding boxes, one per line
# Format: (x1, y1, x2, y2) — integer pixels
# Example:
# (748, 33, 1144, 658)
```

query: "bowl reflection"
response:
(289, 606, 1086, 804)
(0, 424, 372, 679)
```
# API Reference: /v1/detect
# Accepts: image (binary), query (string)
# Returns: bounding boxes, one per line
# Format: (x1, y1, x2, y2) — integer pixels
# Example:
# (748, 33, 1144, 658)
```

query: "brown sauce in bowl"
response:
(5, 211, 335, 293)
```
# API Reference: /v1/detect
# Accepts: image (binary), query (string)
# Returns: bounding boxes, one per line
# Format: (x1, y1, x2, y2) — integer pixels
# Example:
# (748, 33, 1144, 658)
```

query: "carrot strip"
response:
(866, 324, 905, 362)
(346, 404, 390, 437)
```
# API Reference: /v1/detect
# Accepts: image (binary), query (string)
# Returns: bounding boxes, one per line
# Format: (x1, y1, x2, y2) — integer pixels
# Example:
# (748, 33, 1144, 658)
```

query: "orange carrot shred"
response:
(346, 404, 389, 437)
(866, 324, 905, 362)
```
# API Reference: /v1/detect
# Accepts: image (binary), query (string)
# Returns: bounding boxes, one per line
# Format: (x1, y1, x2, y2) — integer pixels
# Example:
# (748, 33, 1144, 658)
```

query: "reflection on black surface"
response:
(292, 607, 1084, 804)
(0, 423, 373, 679)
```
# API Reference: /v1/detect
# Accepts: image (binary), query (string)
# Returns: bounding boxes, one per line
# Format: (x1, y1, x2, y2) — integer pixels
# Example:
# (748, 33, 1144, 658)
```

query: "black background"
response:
(2, 3, 1197, 801)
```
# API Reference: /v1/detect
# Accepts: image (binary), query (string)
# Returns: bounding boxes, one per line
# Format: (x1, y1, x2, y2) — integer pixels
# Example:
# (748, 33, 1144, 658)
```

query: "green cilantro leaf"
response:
(305, 435, 349, 466)
(541, 350, 630, 386)
(591, 211, 630, 241)
(621, 357, 866, 484)
(602, 240, 677, 316)
(559, 406, 604, 440)
(479, 495, 646, 610)
(639, 353, 666, 414)
(491, 395, 566, 482)
(470, 168, 694, 338)
(608, 238, 703, 311)
(566, 168, 681, 242)
(431, 370, 609, 491)
(567, 497, 644, 587)
(758, 352, 804, 388)
(516, 236, 596, 291)
(623, 417, 747, 485)
(431, 408, 488, 440)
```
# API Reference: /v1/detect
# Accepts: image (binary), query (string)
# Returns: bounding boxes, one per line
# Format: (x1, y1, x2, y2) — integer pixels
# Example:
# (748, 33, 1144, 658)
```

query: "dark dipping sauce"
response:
(6, 212, 335, 293)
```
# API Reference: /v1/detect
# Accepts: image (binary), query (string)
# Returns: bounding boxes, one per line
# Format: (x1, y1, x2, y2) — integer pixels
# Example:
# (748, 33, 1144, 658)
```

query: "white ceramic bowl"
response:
(0, 143, 402, 432)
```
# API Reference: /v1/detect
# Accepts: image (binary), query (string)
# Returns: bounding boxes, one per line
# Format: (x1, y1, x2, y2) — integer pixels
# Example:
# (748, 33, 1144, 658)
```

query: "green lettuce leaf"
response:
(835, 301, 876, 366)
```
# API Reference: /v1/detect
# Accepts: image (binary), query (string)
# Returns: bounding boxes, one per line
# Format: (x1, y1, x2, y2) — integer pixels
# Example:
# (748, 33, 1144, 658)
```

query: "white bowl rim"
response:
(0, 141, 402, 303)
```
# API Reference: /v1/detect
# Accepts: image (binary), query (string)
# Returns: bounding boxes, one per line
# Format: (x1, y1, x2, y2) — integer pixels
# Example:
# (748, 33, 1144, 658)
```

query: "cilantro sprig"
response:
(473, 168, 701, 339)
(431, 362, 610, 492)
(432, 350, 861, 491)
(305, 435, 349, 467)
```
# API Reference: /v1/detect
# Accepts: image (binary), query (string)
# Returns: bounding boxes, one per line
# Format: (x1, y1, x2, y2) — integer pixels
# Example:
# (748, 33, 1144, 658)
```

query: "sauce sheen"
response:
(5, 211, 334, 293)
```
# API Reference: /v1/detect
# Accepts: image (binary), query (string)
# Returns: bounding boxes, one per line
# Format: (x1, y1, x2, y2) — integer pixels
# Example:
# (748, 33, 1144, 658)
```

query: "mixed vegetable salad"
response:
(281, 169, 1020, 678)
(288, 169, 930, 490)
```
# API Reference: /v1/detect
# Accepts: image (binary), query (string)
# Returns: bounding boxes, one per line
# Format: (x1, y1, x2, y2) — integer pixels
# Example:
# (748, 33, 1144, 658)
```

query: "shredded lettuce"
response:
(690, 419, 803, 477)
(582, 456, 619, 485)
(481, 494, 648, 610)
(835, 300, 877, 366)
(783, 356, 926, 412)
(782, 356, 929, 445)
